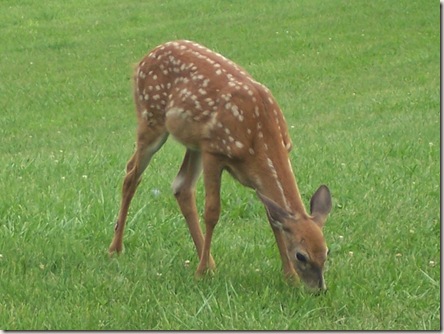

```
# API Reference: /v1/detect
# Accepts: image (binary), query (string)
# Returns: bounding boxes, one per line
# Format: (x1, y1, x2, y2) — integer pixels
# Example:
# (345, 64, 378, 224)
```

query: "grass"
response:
(0, 0, 439, 330)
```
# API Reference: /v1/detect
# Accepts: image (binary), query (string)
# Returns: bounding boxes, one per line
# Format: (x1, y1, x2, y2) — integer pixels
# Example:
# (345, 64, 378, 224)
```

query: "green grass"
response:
(0, 0, 439, 330)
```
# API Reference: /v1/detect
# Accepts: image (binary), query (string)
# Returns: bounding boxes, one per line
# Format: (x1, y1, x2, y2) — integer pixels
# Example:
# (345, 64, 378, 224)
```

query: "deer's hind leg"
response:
(172, 149, 215, 270)
(195, 153, 224, 277)
(109, 123, 168, 255)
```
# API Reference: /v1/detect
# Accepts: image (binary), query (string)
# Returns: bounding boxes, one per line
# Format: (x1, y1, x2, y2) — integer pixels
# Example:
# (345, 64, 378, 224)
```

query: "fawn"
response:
(109, 40, 332, 291)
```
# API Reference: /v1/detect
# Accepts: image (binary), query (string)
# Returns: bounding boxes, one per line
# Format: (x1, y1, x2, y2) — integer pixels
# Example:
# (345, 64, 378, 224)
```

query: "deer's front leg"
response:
(195, 154, 223, 278)
(270, 226, 300, 283)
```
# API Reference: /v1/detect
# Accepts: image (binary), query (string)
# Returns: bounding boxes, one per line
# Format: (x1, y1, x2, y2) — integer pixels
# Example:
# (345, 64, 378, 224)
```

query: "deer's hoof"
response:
(194, 264, 216, 280)
(284, 269, 301, 286)
(108, 242, 123, 256)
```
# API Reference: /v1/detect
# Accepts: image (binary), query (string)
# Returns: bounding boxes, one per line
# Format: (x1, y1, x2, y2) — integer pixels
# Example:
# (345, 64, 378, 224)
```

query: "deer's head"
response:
(258, 185, 332, 291)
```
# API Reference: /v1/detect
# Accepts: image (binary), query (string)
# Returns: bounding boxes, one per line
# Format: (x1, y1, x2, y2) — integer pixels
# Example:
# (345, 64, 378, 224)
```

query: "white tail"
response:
(109, 40, 332, 291)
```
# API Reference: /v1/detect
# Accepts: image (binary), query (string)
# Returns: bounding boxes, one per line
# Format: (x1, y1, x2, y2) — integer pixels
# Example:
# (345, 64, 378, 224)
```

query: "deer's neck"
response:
(254, 148, 309, 218)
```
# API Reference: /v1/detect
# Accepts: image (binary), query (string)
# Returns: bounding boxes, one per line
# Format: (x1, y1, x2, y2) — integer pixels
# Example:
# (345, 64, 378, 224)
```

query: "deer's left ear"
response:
(257, 191, 293, 229)
(310, 185, 332, 228)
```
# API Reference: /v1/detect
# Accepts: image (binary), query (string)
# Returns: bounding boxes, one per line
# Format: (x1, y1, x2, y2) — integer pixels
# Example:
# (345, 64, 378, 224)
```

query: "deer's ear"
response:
(257, 191, 293, 229)
(310, 185, 332, 228)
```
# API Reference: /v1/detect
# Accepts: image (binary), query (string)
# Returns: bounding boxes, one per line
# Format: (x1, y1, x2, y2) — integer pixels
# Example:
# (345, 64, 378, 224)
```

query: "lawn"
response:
(0, 0, 439, 330)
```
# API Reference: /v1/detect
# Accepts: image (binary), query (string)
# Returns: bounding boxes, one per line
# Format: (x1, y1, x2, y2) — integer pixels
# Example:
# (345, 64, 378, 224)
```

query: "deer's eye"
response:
(296, 252, 307, 263)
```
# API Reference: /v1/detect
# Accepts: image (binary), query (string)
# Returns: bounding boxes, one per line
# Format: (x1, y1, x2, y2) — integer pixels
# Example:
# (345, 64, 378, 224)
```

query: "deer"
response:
(108, 40, 332, 291)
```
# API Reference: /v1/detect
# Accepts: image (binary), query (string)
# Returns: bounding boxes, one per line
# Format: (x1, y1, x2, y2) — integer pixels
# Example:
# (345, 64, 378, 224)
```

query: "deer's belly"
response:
(165, 107, 206, 150)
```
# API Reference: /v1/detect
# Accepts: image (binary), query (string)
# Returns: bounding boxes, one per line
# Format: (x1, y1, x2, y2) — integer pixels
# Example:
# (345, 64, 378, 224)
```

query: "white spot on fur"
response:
(231, 105, 240, 117)
(235, 141, 244, 149)
(266, 157, 289, 210)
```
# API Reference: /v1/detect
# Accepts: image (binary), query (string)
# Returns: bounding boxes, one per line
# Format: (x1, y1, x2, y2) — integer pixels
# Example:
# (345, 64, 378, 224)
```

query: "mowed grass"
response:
(0, 0, 439, 330)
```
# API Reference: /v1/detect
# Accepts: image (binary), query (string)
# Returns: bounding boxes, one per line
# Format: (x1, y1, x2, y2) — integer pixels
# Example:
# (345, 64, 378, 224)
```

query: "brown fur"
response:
(109, 40, 332, 291)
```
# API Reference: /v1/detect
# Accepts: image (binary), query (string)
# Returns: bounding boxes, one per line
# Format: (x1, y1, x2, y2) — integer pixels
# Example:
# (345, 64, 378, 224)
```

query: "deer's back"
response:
(134, 40, 292, 159)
